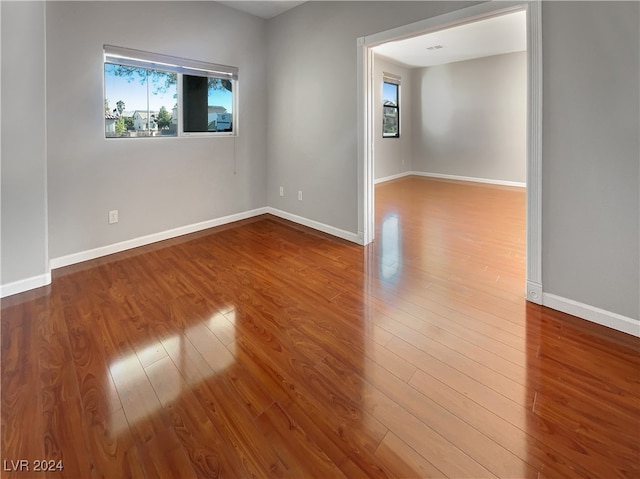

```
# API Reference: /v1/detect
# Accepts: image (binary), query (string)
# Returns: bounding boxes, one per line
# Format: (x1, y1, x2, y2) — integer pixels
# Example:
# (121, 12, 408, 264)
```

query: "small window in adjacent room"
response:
(382, 74, 400, 138)
(104, 45, 237, 138)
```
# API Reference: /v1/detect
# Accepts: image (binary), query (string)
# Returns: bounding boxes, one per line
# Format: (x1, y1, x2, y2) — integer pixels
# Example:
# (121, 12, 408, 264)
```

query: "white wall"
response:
(45, 1, 268, 260)
(1, 1, 49, 291)
(542, 1, 639, 321)
(373, 55, 413, 181)
(412, 52, 527, 183)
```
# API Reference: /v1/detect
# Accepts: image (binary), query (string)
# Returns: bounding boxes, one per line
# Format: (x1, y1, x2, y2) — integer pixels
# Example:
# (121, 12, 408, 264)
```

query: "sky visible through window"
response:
(104, 65, 233, 114)
(382, 81, 397, 105)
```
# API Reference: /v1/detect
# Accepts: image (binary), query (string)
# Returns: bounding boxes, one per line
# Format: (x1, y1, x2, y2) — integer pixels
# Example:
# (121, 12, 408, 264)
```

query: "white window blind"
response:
(104, 45, 238, 80)
(382, 72, 401, 85)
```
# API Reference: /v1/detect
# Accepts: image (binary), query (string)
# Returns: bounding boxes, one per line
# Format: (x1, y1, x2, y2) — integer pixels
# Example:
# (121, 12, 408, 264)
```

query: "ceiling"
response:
(215, 3, 525, 66)
(372, 10, 526, 68)
(217, 1, 306, 19)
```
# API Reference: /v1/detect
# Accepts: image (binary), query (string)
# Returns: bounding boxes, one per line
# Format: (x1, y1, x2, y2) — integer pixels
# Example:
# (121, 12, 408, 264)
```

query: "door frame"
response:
(356, 0, 543, 303)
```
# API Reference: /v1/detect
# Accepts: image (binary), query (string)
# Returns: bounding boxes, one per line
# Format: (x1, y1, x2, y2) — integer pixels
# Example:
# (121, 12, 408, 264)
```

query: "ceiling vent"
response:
(426, 45, 445, 51)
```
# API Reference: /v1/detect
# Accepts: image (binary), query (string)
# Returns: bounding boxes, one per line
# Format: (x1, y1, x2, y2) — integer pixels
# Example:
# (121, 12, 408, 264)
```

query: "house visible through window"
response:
(104, 45, 237, 138)
(382, 75, 400, 138)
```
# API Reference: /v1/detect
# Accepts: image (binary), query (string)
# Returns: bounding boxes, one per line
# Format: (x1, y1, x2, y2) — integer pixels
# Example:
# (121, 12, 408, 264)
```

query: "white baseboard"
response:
(526, 280, 543, 304)
(542, 292, 640, 337)
(50, 207, 269, 270)
(9, 206, 638, 340)
(266, 207, 360, 244)
(374, 171, 413, 184)
(49, 206, 360, 272)
(0, 271, 52, 299)
(8, 207, 357, 297)
(412, 171, 526, 188)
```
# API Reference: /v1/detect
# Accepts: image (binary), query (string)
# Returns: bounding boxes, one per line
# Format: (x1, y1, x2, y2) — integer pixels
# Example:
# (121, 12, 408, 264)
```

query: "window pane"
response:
(383, 107, 399, 137)
(183, 75, 233, 133)
(382, 82, 398, 104)
(104, 63, 177, 138)
(183, 75, 208, 132)
(208, 79, 233, 132)
(382, 81, 399, 138)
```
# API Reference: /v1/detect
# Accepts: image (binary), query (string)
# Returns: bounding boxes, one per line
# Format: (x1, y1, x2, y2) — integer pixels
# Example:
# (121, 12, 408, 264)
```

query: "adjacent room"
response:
(1, 1, 638, 478)
(370, 11, 528, 302)
(372, 10, 527, 187)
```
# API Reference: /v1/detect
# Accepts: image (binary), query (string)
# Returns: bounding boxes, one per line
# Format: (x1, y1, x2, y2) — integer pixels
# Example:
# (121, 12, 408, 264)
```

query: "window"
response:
(104, 45, 237, 138)
(382, 74, 400, 138)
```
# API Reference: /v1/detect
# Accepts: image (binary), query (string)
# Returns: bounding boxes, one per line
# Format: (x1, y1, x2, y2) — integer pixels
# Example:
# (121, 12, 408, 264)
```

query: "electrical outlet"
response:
(279, 186, 284, 197)
(108, 210, 119, 224)
(298, 190, 303, 201)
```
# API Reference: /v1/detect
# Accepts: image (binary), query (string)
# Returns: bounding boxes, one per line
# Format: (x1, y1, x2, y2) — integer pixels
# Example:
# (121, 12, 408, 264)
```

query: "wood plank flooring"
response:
(2, 176, 639, 478)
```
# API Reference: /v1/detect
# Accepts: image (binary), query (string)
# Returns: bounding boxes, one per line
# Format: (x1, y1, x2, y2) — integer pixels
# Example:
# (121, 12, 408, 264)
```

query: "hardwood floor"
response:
(2, 176, 638, 478)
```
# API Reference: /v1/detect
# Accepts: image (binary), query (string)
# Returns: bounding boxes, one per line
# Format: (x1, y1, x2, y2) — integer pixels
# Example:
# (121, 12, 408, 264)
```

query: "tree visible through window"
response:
(104, 45, 237, 138)
(383, 81, 399, 138)
(104, 65, 177, 137)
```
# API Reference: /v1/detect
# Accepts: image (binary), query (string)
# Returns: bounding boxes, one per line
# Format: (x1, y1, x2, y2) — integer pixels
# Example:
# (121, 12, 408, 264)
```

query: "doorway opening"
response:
(357, 1, 542, 303)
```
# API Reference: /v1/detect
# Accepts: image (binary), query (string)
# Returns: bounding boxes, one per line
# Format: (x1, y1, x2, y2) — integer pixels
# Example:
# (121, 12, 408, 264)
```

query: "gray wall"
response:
(266, 1, 476, 231)
(542, 1, 639, 320)
(1, 1, 49, 285)
(1, 1, 638, 324)
(373, 55, 413, 181)
(412, 52, 527, 183)
(267, 1, 638, 321)
(46, 1, 268, 259)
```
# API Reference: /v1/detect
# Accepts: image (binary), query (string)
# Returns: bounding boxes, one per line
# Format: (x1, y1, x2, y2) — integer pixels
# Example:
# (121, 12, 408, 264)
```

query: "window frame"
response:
(382, 74, 400, 139)
(104, 45, 238, 139)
